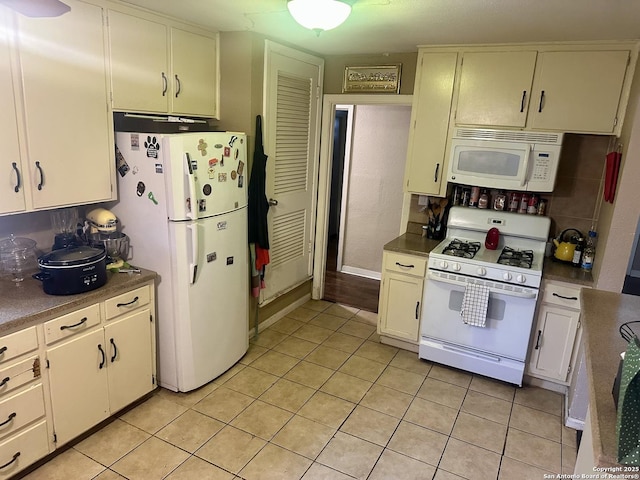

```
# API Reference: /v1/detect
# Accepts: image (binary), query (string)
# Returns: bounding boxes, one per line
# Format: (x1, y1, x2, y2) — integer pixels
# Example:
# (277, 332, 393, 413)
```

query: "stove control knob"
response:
(439, 261, 449, 269)
(452, 263, 461, 272)
(503, 272, 512, 281)
(516, 274, 526, 283)
(476, 267, 487, 276)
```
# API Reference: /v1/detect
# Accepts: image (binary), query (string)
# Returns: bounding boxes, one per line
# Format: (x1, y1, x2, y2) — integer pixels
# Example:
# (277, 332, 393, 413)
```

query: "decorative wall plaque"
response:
(342, 64, 401, 93)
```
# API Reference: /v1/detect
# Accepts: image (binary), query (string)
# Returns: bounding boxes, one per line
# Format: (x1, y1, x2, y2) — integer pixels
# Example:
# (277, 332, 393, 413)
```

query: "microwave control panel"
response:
(531, 152, 552, 181)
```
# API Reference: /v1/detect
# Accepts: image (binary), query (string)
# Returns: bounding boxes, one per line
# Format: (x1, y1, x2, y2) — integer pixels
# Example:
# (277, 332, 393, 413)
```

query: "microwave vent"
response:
(454, 128, 562, 145)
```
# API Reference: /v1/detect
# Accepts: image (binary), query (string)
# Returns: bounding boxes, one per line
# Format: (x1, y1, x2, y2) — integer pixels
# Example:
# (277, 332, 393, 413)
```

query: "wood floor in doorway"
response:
(323, 236, 380, 313)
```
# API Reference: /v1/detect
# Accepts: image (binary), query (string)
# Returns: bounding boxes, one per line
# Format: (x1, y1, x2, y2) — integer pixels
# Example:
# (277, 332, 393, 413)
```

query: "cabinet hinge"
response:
(53, 433, 57, 443)
(316, 85, 320, 99)
(150, 314, 153, 323)
(308, 241, 312, 253)
(613, 117, 618, 126)
(152, 375, 156, 385)
(46, 359, 50, 369)
(568, 364, 572, 374)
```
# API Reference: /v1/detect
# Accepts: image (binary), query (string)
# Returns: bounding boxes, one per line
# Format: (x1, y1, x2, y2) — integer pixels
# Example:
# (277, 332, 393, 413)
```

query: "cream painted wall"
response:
(341, 104, 411, 275)
(595, 58, 640, 292)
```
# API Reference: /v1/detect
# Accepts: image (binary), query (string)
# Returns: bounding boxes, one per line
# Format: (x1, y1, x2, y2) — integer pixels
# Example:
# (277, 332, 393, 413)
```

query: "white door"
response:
(262, 41, 323, 304)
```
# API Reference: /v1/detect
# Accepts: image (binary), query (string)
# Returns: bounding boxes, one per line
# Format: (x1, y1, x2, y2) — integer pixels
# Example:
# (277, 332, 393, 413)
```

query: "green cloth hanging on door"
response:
(616, 337, 640, 465)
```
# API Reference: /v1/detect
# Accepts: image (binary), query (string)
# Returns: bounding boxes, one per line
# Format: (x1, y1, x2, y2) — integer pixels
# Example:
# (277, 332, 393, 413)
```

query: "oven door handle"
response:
(427, 271, 538, 299)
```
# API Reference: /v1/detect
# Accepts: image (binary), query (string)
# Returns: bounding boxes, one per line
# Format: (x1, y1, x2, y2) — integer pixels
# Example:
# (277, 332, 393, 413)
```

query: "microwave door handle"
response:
(520, 145, 532, 187)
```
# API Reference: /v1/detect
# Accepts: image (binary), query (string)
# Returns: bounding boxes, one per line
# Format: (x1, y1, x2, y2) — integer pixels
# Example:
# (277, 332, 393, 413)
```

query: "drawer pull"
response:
(395, 262, 415, 269)
(520, 90, 527, 113)
(0, 412, 16, 428)
(0, 377, 10, 388)
(552, 292, 578, 301)
(60, 317, 87, 330)
(0, 452, 20, 470)
(116, 296, 139, 308)
(98, 344, 105, 369)
(0, 346, 6, 355)
(110, 338, 118, 363)
(11, 162, 20, 193)
(415, 301, 420, 320)
(534, 330, 542, 350)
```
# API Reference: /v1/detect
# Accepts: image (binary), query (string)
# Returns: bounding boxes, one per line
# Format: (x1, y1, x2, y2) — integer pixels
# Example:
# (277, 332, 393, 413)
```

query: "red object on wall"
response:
(604, 151, 622, 203)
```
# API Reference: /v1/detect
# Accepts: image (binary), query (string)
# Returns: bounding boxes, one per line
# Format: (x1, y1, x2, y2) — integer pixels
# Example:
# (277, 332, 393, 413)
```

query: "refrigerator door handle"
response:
(187, 224, 199, 284)
(184, 152, 198, 220)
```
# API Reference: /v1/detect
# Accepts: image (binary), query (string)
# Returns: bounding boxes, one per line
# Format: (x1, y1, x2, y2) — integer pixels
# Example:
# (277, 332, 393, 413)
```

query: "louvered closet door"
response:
(262, 42, 323, 304)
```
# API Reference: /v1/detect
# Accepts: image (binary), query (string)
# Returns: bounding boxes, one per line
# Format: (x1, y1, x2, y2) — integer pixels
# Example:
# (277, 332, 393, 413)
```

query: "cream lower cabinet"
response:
(404, 51, 457, 196)
(378, 251, 427, 344)
(46, 285, 155, 447)
(527, 280, 583, 383)
(0, 327, 49, 478)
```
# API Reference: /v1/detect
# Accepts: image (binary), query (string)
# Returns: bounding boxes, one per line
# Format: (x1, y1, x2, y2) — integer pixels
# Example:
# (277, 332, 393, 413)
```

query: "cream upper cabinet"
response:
(455, 51, 537, 128)
(16, 0, 114, 209)
(405, 51, 457, 196)
(108, 10, 169, 114)
(528, 50, 630, 133)
(108, 10, 219, 118)
(0, 9, 24, 215)
(170, 27, 217, 117)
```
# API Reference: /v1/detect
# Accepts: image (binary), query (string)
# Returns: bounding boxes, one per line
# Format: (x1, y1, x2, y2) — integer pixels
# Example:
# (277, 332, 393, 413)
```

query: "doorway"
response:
(314, 95, 413, 312)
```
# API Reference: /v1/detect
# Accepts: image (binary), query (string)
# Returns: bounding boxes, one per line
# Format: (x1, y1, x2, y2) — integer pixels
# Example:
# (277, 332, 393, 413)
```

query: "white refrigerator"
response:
(112, 131, 248, 392)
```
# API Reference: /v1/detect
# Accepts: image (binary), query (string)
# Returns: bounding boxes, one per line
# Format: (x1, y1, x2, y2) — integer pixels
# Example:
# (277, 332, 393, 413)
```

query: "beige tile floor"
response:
(23, 300, 578, 480)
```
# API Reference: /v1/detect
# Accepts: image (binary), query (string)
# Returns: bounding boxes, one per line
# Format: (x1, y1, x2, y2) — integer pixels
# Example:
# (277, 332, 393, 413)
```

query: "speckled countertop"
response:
(581, 289, 639, 467)
(384, 233, 595, 287)
(0, 268, 156, 336)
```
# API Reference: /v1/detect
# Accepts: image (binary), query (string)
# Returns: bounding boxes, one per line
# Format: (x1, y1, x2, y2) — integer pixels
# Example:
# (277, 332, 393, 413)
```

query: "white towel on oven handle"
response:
(460, 282, 490, 328)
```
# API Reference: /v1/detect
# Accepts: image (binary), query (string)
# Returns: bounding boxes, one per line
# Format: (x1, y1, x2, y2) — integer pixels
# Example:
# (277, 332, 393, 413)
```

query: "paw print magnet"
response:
(144, 136, 160, 158)
(197, 139, 208, 156)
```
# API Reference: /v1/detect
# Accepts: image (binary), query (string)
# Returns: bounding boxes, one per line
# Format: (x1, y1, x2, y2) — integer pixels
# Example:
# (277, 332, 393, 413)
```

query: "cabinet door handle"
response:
(116, 296, 139, 307)
(415, 301, 420, 320)
(0, 412, 16, 428)
(434, 163, 440, 182)
(534, 330, 542, 349)
(98, 344, 105, 369)
(395, 262, 415, 269)
(0, 377, 10, 388)
(60, 317, 87, 330)
(35, 161, 44, 190)
(161, 72, 168, 96)
(0, 452, 20, 470)
(175, 74, 181, 98)
(538, 90, 545, 113)
(110, 338, 117, 363)
(0, 346, 7, 356)
(520, 90, 527, 113)
(11, 162, 21, 193)
(552, 292, 578, 301)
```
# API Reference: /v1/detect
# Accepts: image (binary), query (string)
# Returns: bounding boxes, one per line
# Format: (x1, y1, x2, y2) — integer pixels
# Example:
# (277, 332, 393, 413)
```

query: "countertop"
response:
(581, 289, 639, 468)
(0, 268, 156, 336)
(384, 233, 595, 287)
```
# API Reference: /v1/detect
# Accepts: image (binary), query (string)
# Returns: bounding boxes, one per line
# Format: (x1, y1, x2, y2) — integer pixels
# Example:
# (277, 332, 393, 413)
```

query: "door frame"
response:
(312, 94, 413, 300)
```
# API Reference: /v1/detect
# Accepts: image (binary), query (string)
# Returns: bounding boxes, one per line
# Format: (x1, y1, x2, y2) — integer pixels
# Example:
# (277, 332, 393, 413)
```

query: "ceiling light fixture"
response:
(287, 0, 352, 34)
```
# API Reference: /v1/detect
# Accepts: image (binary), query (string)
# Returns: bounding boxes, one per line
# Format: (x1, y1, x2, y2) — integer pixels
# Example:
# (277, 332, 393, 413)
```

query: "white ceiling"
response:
(120, 0, 640, 56)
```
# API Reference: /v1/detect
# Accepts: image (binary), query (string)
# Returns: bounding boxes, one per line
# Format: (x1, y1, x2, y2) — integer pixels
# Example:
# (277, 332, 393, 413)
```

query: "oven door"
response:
(420, 271, 538, 361)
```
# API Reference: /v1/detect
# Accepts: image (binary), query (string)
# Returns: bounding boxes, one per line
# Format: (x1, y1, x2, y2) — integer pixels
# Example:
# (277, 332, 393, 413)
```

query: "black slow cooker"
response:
(33, 246, 107, 295)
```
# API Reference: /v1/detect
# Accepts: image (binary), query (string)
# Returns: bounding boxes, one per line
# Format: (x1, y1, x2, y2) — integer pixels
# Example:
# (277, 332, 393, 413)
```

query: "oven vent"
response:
(453, 128, 562, 145)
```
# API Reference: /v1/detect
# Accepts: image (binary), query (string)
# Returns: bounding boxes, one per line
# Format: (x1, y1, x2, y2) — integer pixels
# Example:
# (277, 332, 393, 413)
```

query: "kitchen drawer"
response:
(0, 384, 45, 441)
(0, 356, 41, 398)
(0, 420, 49, 479)
(0, 328, 37, 366)
(104, 286, 150, 320)
(384, 252, 427, 277)
(44, 304, 101, 345)
(542, 282, 582, 310)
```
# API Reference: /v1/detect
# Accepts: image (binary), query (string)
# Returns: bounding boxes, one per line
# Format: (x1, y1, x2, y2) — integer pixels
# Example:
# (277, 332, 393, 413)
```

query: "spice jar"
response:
(518, 193, 529, 214)
(478, 189, 489, 209)
(469, 186, 480, 207)
(527, 194, 539, 214)
(537, 198, 548, 216)
(461, 188, 470, 207)
(508, 192, 521, 212)
(493, 191, 506, 211)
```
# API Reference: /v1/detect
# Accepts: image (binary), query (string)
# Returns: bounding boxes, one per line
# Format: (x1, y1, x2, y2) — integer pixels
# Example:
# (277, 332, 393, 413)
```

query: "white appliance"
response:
(447, 128, 564, 192)
(419, 206, 550, 386)
(112, 131, 248, 392)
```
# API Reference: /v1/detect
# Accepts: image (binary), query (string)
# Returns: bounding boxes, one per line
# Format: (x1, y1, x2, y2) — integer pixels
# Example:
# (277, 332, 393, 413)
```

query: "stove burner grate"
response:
(442, 239, 481, 259)
(498, 246, 534, 269)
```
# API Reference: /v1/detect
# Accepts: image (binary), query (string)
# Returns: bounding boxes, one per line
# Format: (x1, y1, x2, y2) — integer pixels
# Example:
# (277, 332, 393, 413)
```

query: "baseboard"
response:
(340, 265, 381, 281)
(565, 416, 585, 430)
(523, 375, 569, 395)
(380, 334, 418, 353)
(247, 293, 311, 338)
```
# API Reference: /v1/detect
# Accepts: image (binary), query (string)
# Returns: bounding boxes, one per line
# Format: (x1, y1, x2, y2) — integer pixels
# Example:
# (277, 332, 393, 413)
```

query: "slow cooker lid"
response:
(39, 246, 106, 267)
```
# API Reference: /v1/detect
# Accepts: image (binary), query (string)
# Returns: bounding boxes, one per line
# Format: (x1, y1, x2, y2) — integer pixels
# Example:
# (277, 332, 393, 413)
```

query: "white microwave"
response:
(447, 128, 564, 192)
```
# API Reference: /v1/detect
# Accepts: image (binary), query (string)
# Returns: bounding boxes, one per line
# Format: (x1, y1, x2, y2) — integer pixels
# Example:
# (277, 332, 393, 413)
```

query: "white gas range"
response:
(419, 206, 550, 386)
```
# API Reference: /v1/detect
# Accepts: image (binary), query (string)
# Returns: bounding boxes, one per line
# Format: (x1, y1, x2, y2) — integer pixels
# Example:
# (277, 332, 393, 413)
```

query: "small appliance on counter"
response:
(0, 235, 37, 283)
(553, 228, 583, 263)
(51, 207, 82, 250)
(33, 246, 107, 295)
(85, 208, 129, 269)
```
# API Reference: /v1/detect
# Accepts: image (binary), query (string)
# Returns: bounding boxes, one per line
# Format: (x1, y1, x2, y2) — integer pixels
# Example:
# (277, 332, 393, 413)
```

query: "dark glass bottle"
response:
(572, 237, 584, 267)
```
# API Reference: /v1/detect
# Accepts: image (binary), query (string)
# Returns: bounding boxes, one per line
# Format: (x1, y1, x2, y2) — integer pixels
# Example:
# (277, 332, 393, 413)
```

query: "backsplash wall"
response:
(408, 134, 613, 241)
